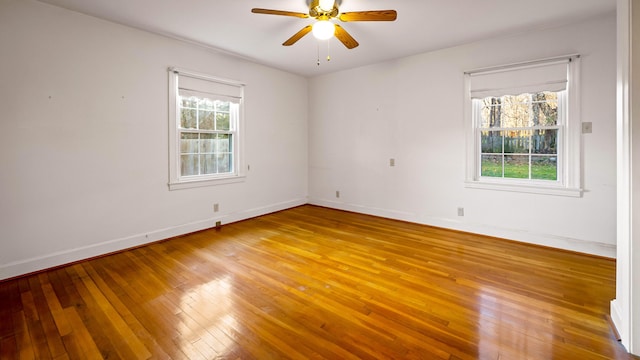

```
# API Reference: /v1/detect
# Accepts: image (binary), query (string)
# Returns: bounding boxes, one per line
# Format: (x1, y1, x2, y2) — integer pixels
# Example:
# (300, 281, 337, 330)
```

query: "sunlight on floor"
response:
(477, 286, 553, 359)
(178, 275, 239, 358)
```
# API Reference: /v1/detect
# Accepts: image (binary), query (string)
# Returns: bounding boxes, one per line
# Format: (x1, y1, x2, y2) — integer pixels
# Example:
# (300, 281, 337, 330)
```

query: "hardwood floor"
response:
(0, 205, 634, 359)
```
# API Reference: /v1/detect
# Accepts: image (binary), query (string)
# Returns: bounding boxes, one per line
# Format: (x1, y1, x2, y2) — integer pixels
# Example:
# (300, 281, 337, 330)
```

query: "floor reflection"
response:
(177, 275, 239, 359)
(475, 284, 555, 359)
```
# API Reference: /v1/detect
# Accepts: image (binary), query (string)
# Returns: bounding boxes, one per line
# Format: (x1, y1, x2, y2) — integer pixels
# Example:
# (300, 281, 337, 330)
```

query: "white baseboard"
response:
(610, 299, 629, 351)
(309, 199, 616, 258)
(0, 198, 306, 281)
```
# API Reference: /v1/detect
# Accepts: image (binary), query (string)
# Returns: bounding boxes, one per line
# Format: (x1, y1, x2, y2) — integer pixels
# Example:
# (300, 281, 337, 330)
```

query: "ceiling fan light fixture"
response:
(312, 20, 335, 40)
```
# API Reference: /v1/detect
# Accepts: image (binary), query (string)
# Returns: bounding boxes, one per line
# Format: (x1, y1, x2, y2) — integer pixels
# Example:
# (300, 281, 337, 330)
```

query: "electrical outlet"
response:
(390, 158, 395, 167)
(214, 203, 219, 212)
(457, 207, 464, 216)
(336, 190, 340, 198)
(215, 221, 222, 228)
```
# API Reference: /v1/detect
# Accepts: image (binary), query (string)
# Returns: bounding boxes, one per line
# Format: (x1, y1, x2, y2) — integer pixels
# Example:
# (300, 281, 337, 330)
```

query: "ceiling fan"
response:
(251, 0, 397, 49)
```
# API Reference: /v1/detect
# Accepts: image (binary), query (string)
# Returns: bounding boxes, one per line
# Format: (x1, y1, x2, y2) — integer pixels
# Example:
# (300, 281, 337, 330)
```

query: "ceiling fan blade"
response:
(339, 10, 397, 22)
(334, 24, 359, 49)
(283, 25, 313, 46)
(251, 8, 309, 18)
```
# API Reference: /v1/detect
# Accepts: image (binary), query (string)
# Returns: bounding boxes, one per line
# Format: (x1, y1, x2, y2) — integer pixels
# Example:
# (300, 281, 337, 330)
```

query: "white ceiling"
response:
(37, 0, 615, 77)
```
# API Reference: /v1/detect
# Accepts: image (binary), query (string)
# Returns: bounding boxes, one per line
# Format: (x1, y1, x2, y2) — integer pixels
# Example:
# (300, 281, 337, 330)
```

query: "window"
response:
(464, 56, 582, 197)
(168, 68, 245, 190)
(478, 92, 562, 181)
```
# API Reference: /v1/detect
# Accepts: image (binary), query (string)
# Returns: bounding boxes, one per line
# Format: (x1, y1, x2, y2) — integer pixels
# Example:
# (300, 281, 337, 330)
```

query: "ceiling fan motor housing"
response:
(309, 0, 339, 18)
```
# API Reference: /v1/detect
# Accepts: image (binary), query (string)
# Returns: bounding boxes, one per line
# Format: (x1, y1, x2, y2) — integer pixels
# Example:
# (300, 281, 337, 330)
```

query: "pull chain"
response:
(316, 40, 332, 66)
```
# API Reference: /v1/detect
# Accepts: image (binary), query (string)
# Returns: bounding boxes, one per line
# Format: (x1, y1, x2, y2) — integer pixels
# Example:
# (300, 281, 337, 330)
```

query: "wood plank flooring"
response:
(0, 205, 634, 359)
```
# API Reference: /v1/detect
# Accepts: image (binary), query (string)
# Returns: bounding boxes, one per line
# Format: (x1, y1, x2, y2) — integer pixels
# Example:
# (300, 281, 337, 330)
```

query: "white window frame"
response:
(464, 55, 582, 197)
(168, 67, 245, 190)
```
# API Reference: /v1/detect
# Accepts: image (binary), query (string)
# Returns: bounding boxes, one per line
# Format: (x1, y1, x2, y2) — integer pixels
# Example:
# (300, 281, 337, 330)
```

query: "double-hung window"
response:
(168, 68, 245, 190)
(464, 56, 582, 197)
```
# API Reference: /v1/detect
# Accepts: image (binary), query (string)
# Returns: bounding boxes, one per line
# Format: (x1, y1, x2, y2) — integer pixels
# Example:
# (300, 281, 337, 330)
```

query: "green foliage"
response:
(481, 159, 557, 180)
(531, 163, 558, 180)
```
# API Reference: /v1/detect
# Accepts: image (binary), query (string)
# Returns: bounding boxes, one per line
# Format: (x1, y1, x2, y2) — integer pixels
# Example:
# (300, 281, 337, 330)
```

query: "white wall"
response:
(0, 0, 308, 280)
(309, 14, 617, 257)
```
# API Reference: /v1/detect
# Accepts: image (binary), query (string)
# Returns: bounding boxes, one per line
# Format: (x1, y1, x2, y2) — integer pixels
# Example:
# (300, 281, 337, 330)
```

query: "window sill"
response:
(465, 180, 583, 197)
(169, 174, 246, 190)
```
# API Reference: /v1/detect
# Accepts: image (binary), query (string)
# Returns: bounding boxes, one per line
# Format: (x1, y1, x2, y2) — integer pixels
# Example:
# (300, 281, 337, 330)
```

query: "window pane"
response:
(180, 109, 197, 129)
(532, 92, 558, 126)
(504, 155, 529, 179)
(532, 129, 557, 154)
(200, 154, 217, 175)
(480, 98, 502, 128)
(532, 156, 557, 180)
(180, 133, 198, 153)
(199, 98, 214, 110)
(199, 110, 215, 130)
(200, 133, 215, 153)
(501, 94, 531, 128)
(181, 154, 198, 176)
(481, 154, 503, 177)
(216, 101, 230, 112)
(217, 153, 231, 173)
(216, 134, 231, 152)
(504, 130, 530, 154)
(181, 96, 197, 108)
(481, 131, 502, 153)
(216, 112, 230, 130)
